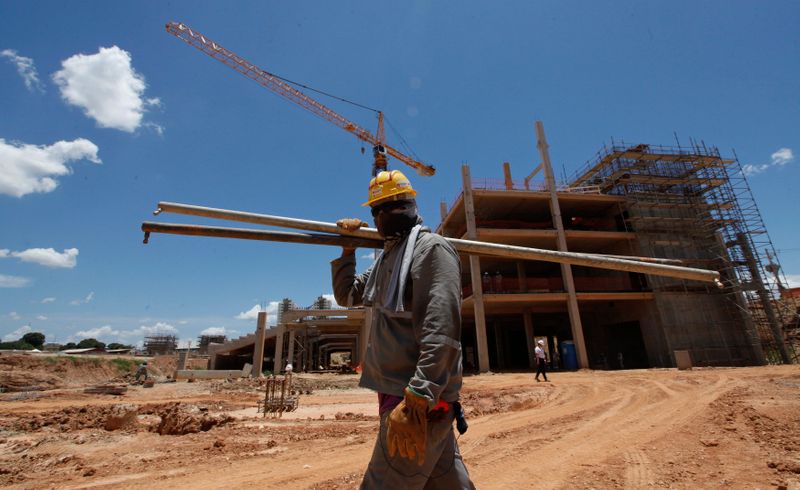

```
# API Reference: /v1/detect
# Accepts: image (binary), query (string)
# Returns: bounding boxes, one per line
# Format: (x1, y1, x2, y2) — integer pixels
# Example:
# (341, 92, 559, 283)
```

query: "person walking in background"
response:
(135, 361, 148, 382)
(535, 340, 549, 382)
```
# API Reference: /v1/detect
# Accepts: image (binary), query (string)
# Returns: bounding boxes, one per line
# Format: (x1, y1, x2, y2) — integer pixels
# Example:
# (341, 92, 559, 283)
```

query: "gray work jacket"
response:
(331, 231, 463, 404)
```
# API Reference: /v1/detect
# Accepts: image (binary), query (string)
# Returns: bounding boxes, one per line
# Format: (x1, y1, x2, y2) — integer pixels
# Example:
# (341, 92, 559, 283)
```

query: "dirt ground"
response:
(1, 354, 798, 489)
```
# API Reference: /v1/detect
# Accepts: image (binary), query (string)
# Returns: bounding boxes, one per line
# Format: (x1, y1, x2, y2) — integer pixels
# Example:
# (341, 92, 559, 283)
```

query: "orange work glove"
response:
(336, 218, 368, 232)
(386, 387, 430, 466)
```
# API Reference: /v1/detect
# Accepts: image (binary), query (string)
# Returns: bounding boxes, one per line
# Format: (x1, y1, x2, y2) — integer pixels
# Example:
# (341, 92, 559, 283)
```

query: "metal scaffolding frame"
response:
(571, 140, 796, 365)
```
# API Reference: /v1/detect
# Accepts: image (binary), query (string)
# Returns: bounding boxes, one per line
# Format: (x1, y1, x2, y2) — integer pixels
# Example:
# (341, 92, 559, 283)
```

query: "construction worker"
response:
(332, 170, 475, 489)
(535, 340, 549, 382)
(135, 361, 148, 382)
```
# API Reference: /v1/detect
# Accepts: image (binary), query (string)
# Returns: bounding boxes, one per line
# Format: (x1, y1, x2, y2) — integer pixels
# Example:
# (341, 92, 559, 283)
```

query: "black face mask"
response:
(372, 200, 419, 238)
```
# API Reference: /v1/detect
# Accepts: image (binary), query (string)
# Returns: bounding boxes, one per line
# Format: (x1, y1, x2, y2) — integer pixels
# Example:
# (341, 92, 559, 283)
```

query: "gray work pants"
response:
(360, 410, 475, 489)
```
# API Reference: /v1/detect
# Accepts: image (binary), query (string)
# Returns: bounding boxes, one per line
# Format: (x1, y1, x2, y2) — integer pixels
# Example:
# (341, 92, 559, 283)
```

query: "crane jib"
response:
(165, 21, 436, 176)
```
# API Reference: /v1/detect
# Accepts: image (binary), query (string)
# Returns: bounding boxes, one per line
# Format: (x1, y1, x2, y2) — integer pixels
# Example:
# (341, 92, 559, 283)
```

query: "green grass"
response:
(110, 358, 137, 373)
(65, 356, 102, 368)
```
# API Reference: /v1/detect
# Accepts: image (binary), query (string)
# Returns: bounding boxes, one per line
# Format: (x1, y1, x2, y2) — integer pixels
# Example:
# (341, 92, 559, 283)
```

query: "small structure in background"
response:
(198, 335, 227, 355)
(144, 335, 177, 355)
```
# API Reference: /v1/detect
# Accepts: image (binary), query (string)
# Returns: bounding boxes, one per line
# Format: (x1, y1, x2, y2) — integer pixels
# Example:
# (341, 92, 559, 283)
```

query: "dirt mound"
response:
(0, 354, 139, 392)
(291, 373, 361, 392)
(154, 403, 233, 435)
(104, 404, 139, 430)
(0, 403, 141, 432)
(460, 385, 549, 416)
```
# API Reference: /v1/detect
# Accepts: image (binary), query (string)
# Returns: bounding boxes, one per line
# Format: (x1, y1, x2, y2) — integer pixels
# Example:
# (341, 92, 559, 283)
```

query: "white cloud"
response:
(0, 138, 101, 198)
(118, 321, 178, 339)
(41, 297, 56, 303)
(9, 311, 21, 320)
(771, 148, 794, 166)
(743, 147, 794, 177)
(2, 247, 78, 268)
(70, 291, 94, 306)
(785, 274, 800, 288)
(236, 302, 281, 326)
(742, 163, 769, 176)
(0, 274, 31, 288)
(200, 327, 228, 336)
(3, 324, 32, 342)
(142, 122, 165, 137)
(322, 293, 343, 308)
(36, 315, 47, 321)
(68, 321, 179, 345)
(75, 325, 119, 340)
(235, 304, 262, 320)
(1, 49, 44, 92)
(53, 46, 160, 132)
(360, 251, 379, 261)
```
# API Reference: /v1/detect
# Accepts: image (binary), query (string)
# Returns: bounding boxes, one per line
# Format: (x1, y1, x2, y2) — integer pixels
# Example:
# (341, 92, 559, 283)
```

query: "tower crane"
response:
(165, 21, 435, 177)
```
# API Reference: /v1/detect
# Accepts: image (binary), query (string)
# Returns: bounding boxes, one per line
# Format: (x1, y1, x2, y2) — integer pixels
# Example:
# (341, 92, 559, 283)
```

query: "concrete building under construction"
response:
(207, 127, 797, 375)
(442, 132, 795, 373)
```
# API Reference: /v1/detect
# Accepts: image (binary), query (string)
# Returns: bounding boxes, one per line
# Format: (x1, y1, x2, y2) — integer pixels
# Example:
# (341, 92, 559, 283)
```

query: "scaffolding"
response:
(571, 140, 796, 365)
(143, 335, 178, 355)
(197, 335, 227, 355)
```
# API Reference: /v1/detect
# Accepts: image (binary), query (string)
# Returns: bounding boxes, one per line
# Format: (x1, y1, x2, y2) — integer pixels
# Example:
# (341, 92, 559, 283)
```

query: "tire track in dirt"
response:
(622, 449, 652, 488)
(464, 371, 737, 488)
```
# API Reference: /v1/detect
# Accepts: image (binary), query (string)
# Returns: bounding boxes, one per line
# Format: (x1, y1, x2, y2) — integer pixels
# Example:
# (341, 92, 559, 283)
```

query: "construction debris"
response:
(257, 374, 299, 417)
(83, 384, 128, 395)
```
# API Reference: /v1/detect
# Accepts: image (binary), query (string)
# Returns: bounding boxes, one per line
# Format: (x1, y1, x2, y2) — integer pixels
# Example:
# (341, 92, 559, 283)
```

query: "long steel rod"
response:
(141, 222, 381, 249)
(142, 220, 720, 284)
(154, 201, 682, 265)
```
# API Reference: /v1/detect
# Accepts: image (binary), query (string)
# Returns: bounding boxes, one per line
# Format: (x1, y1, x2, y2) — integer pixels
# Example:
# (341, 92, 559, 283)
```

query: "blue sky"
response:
(1, 1, 798, 347)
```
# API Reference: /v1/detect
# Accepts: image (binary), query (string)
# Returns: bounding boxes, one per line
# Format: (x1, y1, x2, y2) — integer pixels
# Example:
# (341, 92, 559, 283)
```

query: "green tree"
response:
(107, 343, 133, 350)
(21, 332, 45, 349)
(60, 342, 77, 350)
(77, 338, 106, 350)
(0, 340, 34, 350)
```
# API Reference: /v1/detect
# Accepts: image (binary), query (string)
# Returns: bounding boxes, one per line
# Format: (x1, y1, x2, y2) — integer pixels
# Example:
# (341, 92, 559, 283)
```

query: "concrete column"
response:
(177, 351, 188, 370)
(523, 312, 536, 368)
(493, 321, 505, 369)
(503, 161, 513, 190)
(462, 164, 491, 373)
(272, 325, 286, 374)
(516, 261, 527, 293)
(286, 329, 296, 365)
(535, 121, 589, 369)
(252, 312, 267, 377)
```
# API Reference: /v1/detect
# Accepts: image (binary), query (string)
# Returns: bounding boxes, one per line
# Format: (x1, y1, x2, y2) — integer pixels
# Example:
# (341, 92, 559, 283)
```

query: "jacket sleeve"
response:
(331, 251, 371, 308)
(407, 236, 462, 403)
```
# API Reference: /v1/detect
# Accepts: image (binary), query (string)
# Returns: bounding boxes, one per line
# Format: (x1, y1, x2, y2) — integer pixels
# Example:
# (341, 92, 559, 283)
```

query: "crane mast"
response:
(165, 21, 435, 176)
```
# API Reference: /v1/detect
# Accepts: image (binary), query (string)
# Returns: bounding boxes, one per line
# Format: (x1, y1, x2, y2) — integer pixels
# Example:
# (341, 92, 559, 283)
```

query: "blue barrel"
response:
(561, 341, 578, 370)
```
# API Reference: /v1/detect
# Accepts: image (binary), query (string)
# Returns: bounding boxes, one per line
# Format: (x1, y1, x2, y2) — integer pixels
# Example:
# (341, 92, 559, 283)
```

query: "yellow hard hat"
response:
(363, 170, 417, 207)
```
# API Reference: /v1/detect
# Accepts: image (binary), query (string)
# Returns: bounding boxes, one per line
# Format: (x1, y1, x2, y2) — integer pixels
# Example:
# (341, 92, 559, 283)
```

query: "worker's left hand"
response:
(336, 218, 368, 232)
(386, 387, 430, 466)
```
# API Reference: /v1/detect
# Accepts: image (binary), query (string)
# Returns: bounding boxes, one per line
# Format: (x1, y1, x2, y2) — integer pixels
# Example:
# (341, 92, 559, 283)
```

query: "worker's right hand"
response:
(336, 218, 368, 232)
(386, 387, 430, 466)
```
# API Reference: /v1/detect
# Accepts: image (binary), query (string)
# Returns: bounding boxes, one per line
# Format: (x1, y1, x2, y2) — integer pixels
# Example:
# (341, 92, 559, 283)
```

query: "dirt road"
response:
(1, 359, 798, 489)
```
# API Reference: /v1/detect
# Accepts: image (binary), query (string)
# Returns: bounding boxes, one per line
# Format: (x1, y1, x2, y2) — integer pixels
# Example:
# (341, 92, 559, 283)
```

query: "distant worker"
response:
(535, 340, 549, 382)
(617, 351, 624, 370)
(333, 170, 475, 489)
(135, 361, 148, 382)
(285, 362, 293, 374)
